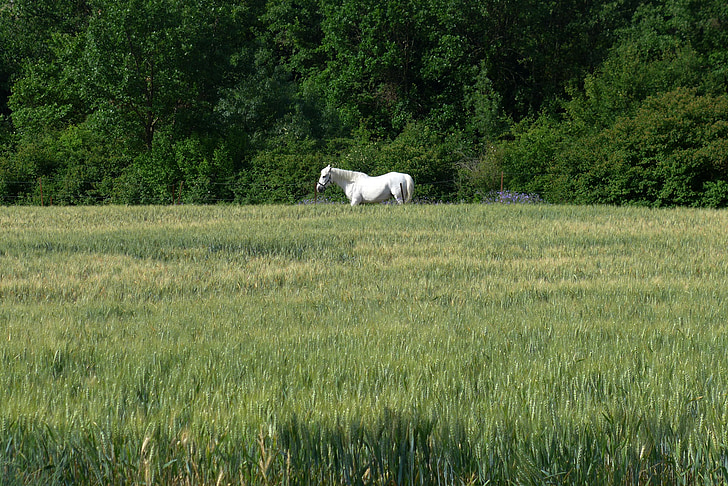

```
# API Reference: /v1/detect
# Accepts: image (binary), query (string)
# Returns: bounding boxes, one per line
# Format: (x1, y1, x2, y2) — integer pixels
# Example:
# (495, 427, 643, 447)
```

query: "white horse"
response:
(316, 165, 414, 206)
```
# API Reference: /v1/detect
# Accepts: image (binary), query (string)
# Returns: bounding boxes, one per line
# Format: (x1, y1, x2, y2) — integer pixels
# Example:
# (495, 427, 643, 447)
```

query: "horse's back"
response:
(344, 170, 414, 205)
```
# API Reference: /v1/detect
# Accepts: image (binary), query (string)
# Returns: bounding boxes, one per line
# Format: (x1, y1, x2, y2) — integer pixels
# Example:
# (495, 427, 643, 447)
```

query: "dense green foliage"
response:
(1, 0, 727, 205)
(2, 204, 728, 484)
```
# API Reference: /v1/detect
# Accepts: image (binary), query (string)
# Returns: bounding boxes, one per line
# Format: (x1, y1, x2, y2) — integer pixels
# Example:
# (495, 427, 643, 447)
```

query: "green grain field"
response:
(1, 204, 727, 485)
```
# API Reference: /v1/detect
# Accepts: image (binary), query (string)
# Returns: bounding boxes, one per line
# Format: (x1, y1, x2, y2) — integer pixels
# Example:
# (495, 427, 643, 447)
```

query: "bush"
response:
(234, 143, 333, 205)
(342, 122, 465, 202)
(174, 137, 236, 204)
(499, 116, 566, 201)
(111, 137, 175, 205)
(456, 143, 505, 201)
(111, 134, 236, 205)
(0, 126, 123, 204)
(702, 180, 728, 208)
(577, 88, 728, 207)
(503, 88, 728, 207)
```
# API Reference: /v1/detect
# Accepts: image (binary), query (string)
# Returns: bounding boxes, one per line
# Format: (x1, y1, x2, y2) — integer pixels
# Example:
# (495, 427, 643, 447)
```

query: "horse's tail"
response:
(403, 175, 414, 203)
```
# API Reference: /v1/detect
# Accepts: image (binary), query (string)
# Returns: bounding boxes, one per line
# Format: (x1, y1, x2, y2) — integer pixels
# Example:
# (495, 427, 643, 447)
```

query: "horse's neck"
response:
(330, 168, 366, 184)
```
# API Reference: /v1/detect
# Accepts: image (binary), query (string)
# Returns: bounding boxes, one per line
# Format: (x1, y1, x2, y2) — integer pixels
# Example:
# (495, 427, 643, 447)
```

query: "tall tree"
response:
(1, 0, 91, 134)
(82, 0, 247, 149)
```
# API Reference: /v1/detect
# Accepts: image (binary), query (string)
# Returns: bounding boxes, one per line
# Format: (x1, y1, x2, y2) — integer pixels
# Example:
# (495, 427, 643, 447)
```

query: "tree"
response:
(82, 0, 245, 150)
(1, 0, 91, 137)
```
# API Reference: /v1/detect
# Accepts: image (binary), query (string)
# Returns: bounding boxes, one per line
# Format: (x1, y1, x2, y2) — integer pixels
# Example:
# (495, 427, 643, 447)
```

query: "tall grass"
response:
(1, 204, 727, 484)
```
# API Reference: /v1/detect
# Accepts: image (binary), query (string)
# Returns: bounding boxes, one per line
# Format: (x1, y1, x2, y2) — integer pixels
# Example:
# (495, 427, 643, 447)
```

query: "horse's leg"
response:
(392, 183, 404, 204)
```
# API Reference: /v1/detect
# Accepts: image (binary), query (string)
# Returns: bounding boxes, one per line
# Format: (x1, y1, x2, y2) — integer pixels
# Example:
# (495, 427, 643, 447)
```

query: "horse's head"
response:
(316, 165, 332, 193)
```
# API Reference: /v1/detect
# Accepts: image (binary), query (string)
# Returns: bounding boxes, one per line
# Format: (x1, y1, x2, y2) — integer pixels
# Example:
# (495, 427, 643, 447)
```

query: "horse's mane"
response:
(330, 167, 368, 182)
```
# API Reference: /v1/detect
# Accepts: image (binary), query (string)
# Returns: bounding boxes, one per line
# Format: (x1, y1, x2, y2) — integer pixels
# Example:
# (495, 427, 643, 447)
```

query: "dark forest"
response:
(1, 0, 727, 205)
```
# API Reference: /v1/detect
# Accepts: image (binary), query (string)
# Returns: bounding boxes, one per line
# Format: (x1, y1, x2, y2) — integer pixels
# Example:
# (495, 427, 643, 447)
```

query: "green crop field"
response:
(1, 203, 728, 485)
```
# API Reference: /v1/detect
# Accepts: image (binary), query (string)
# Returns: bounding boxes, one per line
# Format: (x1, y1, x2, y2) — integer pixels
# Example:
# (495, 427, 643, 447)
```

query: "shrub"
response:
(342, 122, 465, 201)
(579, 88, 728, 206)
(702, 180, 728, 208)
(174, 137, 235, 204)
(111, 134, 236, 204)
(234, 145, 333, 204)
(500, 116, 566, 200)
(0, 125, 123, 204)
(456, 143, 505, 201)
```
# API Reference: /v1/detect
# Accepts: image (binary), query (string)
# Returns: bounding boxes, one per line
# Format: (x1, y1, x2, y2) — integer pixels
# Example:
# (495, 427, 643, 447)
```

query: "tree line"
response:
(1, 0, 727, 206)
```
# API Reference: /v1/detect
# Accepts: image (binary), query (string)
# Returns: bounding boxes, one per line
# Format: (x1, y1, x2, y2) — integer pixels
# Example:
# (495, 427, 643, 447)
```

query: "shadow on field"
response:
(1, 407, 724, 485)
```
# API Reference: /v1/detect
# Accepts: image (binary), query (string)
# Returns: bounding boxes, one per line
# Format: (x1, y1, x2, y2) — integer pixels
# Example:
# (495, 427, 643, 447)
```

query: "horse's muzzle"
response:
(316, 183, 326, 193)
